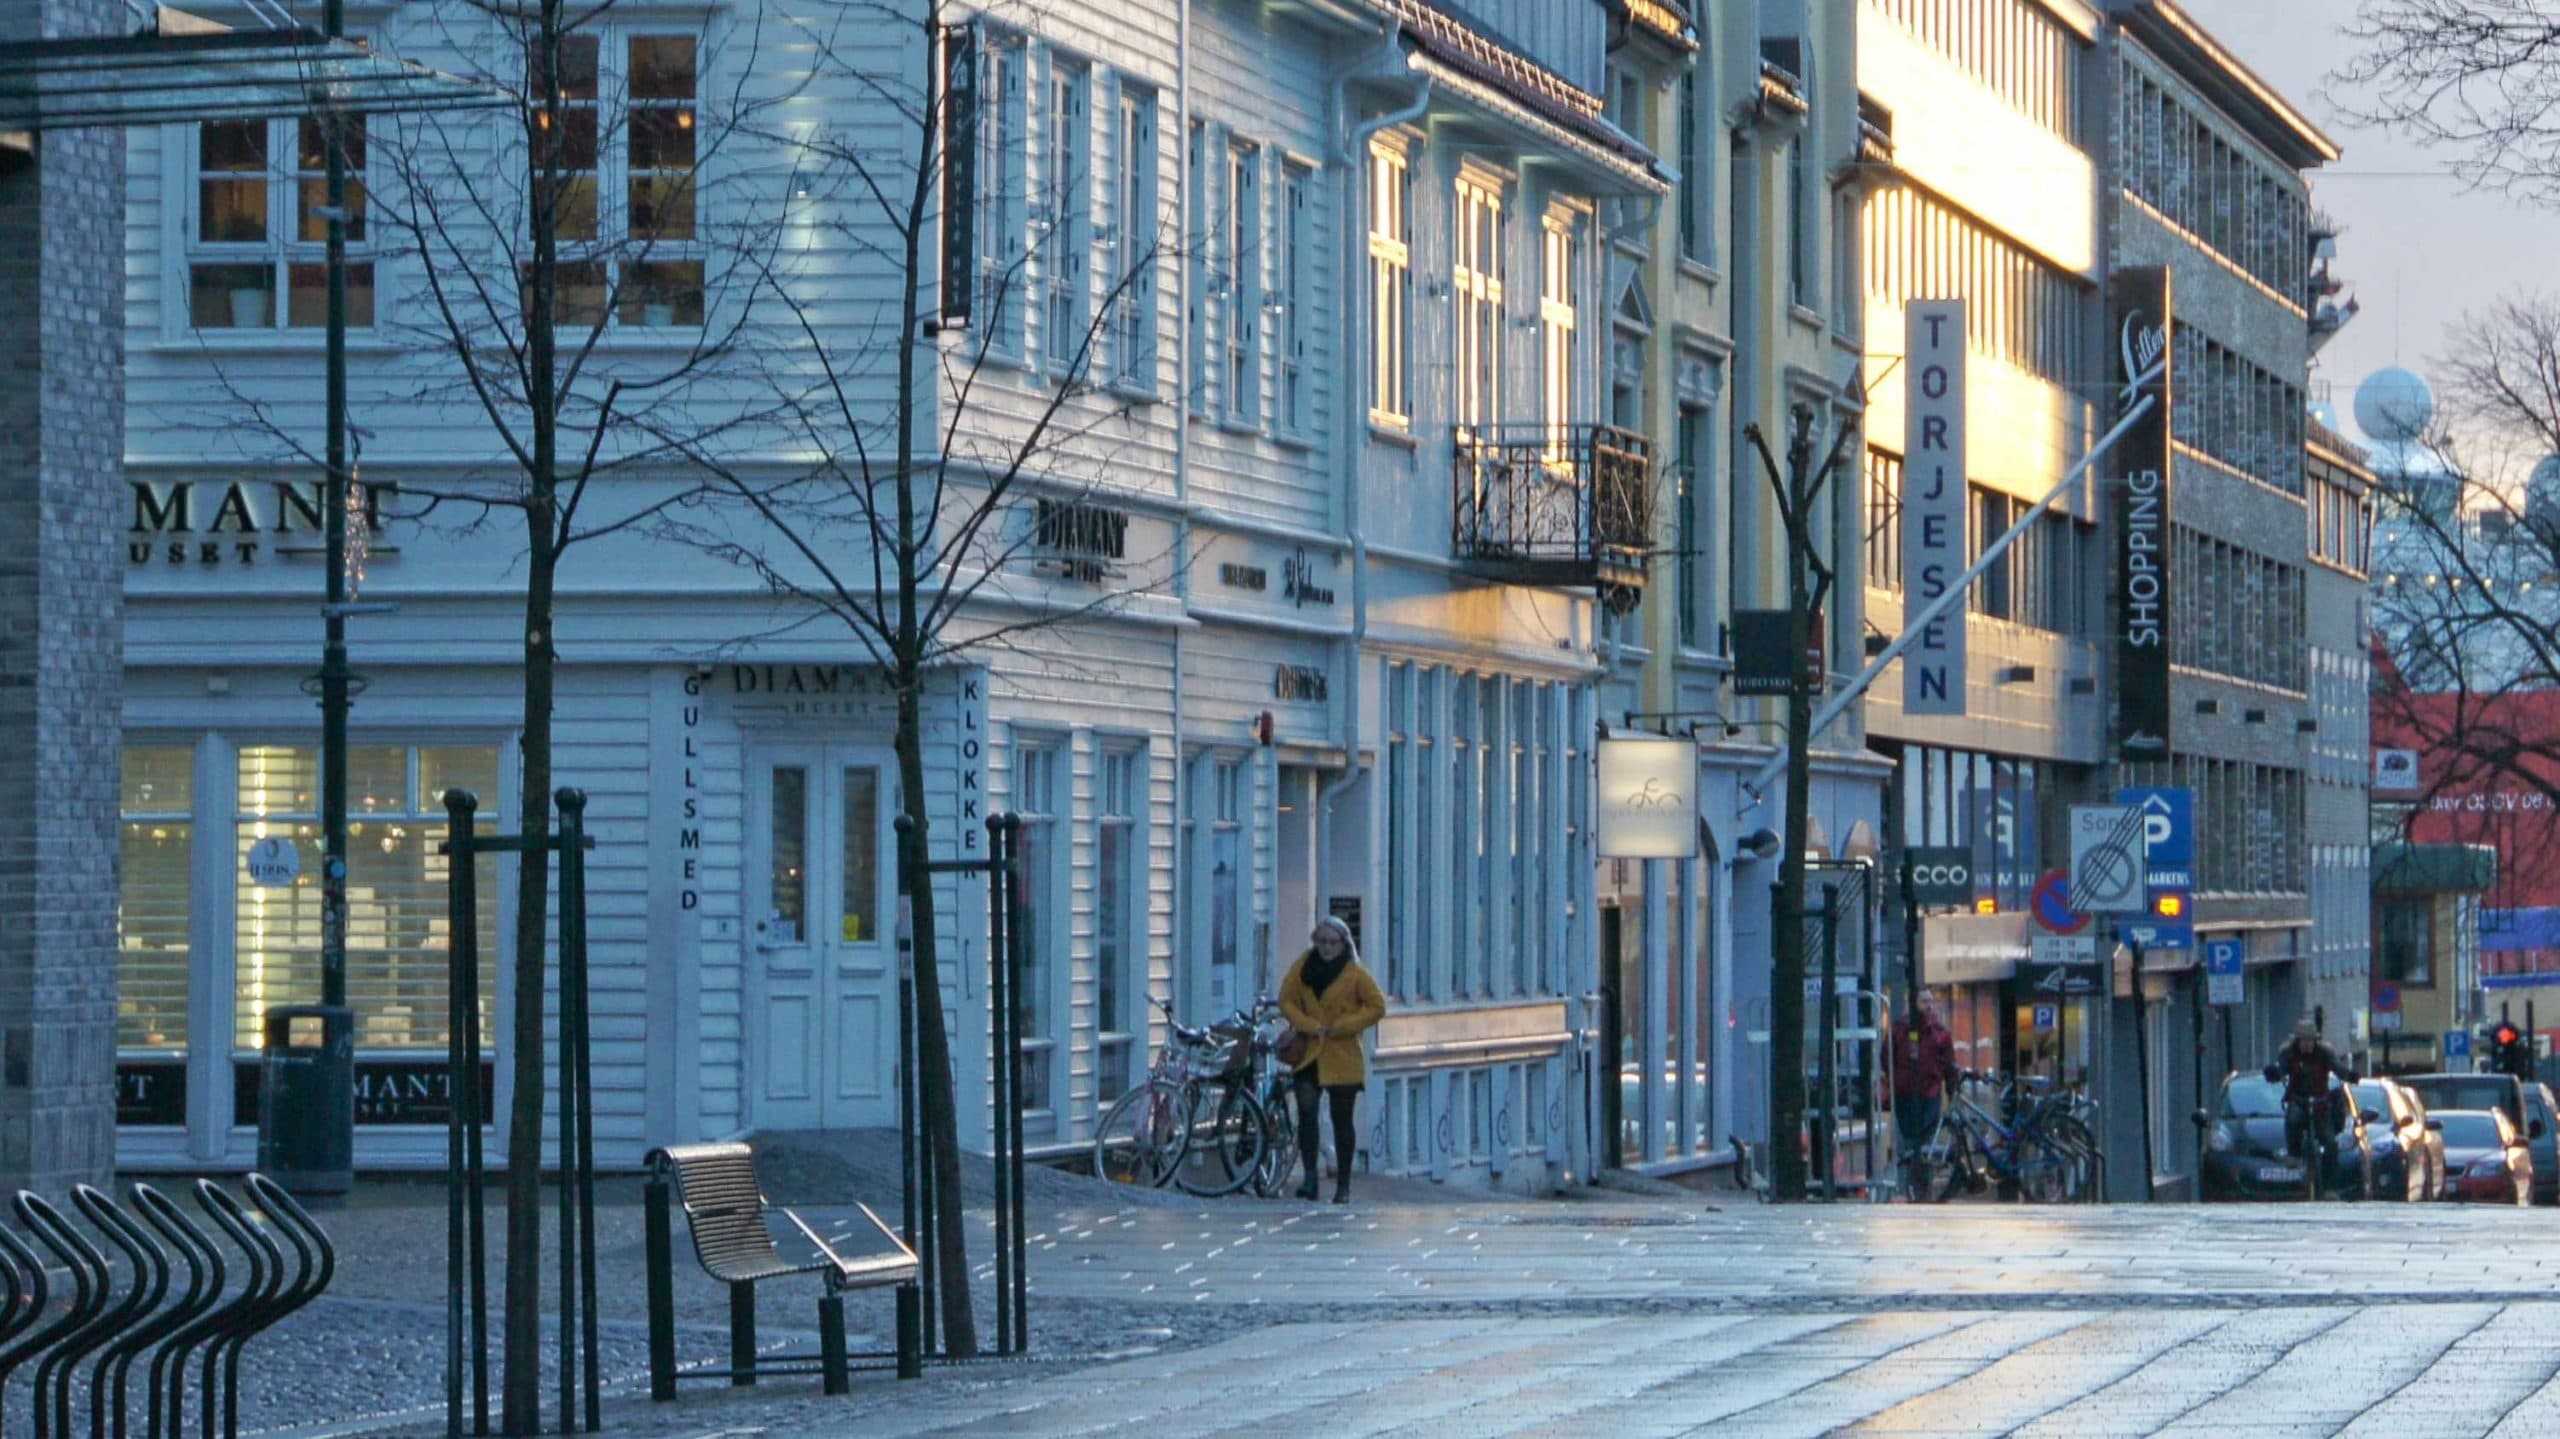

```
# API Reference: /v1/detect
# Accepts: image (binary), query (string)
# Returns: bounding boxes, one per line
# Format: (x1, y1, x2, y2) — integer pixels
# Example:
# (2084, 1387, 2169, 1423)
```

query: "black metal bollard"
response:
(642, 1170, 678, 1403)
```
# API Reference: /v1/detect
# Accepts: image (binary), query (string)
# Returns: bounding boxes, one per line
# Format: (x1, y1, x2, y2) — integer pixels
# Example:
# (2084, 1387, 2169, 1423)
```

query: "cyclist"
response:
(2264, 1015, 2357, 1180)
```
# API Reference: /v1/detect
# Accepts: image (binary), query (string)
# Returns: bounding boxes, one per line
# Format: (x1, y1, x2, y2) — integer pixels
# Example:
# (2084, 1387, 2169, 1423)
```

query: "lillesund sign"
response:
(1902, 301, 1967, 716)
(2111, 269, 2173, 761)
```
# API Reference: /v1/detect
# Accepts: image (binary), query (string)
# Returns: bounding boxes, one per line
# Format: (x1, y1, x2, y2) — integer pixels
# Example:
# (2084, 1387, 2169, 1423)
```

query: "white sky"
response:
(2169, 0, 2548, 449)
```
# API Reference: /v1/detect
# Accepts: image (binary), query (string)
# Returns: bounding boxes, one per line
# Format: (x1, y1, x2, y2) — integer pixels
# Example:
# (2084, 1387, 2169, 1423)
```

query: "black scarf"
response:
(1300, 947, 1348, 997)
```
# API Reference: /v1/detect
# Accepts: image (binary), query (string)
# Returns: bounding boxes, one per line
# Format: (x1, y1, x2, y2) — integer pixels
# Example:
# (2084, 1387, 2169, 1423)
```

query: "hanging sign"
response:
(1905, 846, 1975, 907)
(1596, 736, 1697, 858)
(1903, 300, 1968, 715)
(2111, 269, 2173, 760)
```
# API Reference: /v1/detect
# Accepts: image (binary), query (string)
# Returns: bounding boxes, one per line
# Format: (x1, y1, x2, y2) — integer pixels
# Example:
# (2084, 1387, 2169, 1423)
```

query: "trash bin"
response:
(256, 1004, 354, 1200)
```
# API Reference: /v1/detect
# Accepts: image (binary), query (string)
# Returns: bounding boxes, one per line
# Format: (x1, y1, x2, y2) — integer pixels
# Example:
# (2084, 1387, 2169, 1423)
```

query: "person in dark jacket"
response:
(2266, 1014, 2357, 1162)
(1891, 991, 1961, 1198)
(1278, 916, 1387, 1204)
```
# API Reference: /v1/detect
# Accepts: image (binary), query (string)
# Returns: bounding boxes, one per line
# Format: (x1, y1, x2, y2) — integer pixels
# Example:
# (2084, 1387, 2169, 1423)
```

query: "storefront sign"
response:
(2374, 747, 2420, 793)
(1731, 609, 1822, 697)
(1905, 845, 1974, 907)
(1282, 548, 1336, 607)
(2111, 269, 2174, 760)
(958, 668, 988, 856)
(128, 477, 397, 568)
(1218, 562, 1268, 591)
(235, 1059, 494, 1126)
(1920, 913, 2027, 985)
(117, 1061, 186, 1126)
(678, 671, 707, 912)
(1273, 665, 1329, 702)
(1595, 736, 1696, 859)
(2022, 961, 2101, 997)
(1903, 300, 1968, 716)
(244, 835, 301, 888)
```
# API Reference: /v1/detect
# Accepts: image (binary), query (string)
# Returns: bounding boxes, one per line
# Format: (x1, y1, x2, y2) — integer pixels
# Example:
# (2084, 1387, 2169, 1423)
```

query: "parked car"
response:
(2354, 1077, 2444, 1202)
(2525, 1083, 2560, 1205)
(2400, 1072, 2527, 1131)
(2434, 1108, 2534, 1205)
(2198, 1071, 2373, 1201)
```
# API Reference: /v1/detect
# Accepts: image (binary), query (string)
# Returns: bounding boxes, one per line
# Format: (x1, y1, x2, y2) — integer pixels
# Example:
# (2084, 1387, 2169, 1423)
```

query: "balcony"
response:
(1453, 423, 1653, 611)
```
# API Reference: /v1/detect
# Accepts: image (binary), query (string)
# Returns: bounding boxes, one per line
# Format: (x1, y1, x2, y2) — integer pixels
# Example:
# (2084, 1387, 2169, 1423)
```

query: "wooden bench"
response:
(643, 1141, 921, 1400)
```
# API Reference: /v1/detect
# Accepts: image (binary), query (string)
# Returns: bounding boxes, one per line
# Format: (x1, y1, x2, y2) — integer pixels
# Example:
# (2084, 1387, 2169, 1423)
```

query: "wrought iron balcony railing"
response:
(1453, 422, 1653, 610)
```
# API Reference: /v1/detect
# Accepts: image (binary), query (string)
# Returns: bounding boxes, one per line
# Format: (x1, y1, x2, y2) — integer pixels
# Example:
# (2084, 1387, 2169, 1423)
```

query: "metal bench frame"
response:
(643, 1142, 921, 1401)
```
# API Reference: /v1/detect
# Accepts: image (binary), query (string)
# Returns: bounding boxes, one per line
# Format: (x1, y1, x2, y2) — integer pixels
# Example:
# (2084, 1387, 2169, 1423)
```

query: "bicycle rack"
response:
(0, 1173, 335, 1439)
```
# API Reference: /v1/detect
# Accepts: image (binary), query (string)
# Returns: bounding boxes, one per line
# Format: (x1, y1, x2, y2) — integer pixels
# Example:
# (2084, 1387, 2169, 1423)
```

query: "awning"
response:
(0, 8, 505, 134)
(2374, 842, 2498, 897)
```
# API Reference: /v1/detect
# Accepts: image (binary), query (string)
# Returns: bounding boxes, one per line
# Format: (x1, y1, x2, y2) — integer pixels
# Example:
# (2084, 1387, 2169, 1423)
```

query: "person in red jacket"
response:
(1891, 991, 1962, 1199)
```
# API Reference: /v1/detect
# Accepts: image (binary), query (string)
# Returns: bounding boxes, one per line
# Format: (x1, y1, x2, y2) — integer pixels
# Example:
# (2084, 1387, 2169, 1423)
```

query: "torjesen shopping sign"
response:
(2112, 268, 2173, 761)
(1902, 300, 1967, 716)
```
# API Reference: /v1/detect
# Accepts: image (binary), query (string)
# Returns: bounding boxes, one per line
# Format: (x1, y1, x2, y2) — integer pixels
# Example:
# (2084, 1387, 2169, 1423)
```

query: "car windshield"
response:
(2354, 1082, 2390, 1116)
(2412, 1078, 2513, 1113)
(2220, 1076, 2284, 1118)
(2437, 1112, 2504, 1148)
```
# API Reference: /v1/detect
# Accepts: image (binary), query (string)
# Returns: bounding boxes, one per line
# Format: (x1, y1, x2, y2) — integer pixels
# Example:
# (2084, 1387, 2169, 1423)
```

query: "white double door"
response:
(747, 745, 898, 1130)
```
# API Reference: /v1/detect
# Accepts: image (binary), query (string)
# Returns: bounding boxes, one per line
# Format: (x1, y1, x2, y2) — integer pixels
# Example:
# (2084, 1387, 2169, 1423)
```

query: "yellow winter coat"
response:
(1278, 952, 1387, 1088)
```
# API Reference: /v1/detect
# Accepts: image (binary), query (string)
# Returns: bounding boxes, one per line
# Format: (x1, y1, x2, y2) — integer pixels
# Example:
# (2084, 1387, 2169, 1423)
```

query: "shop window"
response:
(2378, 897, 2433, 987)
(1095, 746, 1141, 1103)
(1013, 739, 1063, 1121)
(120, 747, 196, 1055)
(232, 743, 501, 1055)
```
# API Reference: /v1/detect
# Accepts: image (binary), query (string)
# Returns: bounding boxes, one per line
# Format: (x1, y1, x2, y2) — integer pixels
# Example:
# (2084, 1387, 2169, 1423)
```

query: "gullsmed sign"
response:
(1903, 301, 1968, 715)
(2112, 269, 2173, 761)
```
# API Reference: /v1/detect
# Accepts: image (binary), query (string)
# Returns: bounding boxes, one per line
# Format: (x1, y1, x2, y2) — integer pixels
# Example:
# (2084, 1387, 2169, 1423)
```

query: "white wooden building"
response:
(113, 0, 1667, 1191)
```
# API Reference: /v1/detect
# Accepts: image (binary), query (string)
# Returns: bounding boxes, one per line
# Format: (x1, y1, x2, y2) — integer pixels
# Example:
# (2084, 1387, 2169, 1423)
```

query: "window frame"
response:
(1094, 744, 1144, 1105)
(1277, 157, 1315, 439)
(1367, 139, 1413, 428)
(1452, 175, 1507, 441)
(1222, 137, 1262, 427)
(1108, 83, 1160, 397)
(182, 107, 376, 334)
(1042, 56, 1092, 379)
(524, 27, 710, 334)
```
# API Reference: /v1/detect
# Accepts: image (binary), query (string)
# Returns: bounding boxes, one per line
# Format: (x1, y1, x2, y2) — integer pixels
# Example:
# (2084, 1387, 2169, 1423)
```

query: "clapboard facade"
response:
(115, 0, 1665, 1189)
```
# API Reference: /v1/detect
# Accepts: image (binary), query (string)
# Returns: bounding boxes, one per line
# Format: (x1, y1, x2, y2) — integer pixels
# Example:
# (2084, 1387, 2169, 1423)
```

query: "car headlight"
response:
(2206, 1125, 2234, 1153)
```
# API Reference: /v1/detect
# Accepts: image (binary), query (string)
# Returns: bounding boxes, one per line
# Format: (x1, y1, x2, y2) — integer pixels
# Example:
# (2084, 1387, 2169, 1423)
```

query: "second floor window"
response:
(1278, 161, 1313, 436)
(1043, 60, 1089, 376)
(1454, 178, 1505, 438)
(1540, 216, 1579, 438)
(1110, 86, 1159, 391)
(189, 113, 371, 331)
(527, 32, 704, 330)
(1223, 140, 1260, 424)
(1367, 142, 1410, 425)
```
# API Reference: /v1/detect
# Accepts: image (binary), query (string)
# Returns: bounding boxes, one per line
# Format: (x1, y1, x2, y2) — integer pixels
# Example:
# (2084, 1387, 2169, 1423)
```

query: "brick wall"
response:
(0, 0, 126, 1191)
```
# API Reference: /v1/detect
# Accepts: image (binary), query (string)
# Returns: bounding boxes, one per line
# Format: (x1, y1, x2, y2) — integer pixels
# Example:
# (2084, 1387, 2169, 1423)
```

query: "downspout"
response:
(1316, 32, 1430, 874)
(1172, 0, 1191, 1015)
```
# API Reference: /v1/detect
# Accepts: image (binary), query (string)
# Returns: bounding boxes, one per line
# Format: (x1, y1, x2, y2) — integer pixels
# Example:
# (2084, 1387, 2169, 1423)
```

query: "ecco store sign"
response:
(1596, 736, 1697, 859)
(129, 478, 398, 567)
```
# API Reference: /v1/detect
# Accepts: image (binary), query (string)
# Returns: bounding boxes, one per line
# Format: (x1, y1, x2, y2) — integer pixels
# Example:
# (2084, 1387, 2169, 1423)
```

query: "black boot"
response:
(1331, 1179, 1350, 1205)
(1295, 1172, 1319, 1202)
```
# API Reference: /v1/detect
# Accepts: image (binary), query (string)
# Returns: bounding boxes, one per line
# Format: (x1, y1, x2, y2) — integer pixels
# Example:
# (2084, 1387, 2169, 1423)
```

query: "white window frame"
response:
(1453, 176, 1506, 440)
(1367, 140, 1412, 428)
(1012, 737, 1066, 1133)
(1539, 212, 1581, 453)
(977, 31, 1031, 364)
(181, 104, 374, 333)
(1094, 744, 1143, 1106)
(1187, 118, 1213, 417)
(1277, 158, 1315, 438)
(1223, 137, 1262, 427)
(529, 27, 710, 332)
(1042, 56, 1091, 378)
(1109, 84, 1160, 396)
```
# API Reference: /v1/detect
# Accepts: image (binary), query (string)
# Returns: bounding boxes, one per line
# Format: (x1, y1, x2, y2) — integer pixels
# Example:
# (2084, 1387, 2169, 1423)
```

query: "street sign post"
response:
(2205, 937, 2243, 1007)
(2068, 805, 2148, 914)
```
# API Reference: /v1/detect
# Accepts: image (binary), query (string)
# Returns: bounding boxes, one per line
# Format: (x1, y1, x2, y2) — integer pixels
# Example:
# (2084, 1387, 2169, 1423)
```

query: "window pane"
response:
(419, 746, 500, 809)
(120, 747, 195, 1056)
(295, 115, 367, 243)
(769, 766, 807, 938)
(839, 767, 878, 944)
(287, 262, 375, 328)
(232, 744, 501, 1056)
(191, 263, 274, 329)
(629, 35, 697, 100)
(618, 260, 704, 327)
(198, 120, 267, 244)
(524, 259, 610, 328)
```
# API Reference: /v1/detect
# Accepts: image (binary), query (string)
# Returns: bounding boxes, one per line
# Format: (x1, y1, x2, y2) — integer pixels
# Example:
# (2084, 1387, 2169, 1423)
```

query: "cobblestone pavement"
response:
(285, 1187, 2560, 1438)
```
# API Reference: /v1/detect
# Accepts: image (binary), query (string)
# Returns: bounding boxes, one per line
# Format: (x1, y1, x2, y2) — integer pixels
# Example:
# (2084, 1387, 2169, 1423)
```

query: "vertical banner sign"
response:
(2112, 269, 2173, 760)
(1903, 301, 1967, 715)
(938, 22, 979, 327)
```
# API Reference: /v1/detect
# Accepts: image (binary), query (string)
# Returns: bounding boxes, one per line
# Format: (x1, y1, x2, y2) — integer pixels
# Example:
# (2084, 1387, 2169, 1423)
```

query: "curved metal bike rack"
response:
(0, 1174, 336, 1439)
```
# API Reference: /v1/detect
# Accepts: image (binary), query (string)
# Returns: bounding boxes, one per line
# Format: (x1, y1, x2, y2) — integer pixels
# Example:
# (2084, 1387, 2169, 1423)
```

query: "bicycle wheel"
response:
(1174, 1082, 1267, 1197)
(1095, 1079, 1186, 1187)
(1254, 1081, 1299, 1197)
(2016, 1132, 2072, 1204)
(2043, 1116, 2099, 1201)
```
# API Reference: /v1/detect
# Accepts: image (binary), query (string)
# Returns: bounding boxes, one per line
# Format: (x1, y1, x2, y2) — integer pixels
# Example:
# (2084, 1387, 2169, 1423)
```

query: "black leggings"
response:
(1293, 1074, 1359, 1186)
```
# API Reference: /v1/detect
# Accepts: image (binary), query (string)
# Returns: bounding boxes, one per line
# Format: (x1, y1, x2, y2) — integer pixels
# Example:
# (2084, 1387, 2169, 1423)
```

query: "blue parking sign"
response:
(2116, 786, 2195, 889)
(2446, 1030, 2473, 1063)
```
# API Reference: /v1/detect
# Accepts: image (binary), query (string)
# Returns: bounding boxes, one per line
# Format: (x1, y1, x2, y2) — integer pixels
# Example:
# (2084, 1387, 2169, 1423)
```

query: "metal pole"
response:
(2131, 939, 2155, 1203)
(444, 791, 475, 1439)
(1816, 882, 1839, 1201)
(314, 0, 357, 1179)
(986, 817, 1010, 1357)
(1006, 816, 1028, 1353)
(2190, 977, 2204, 1204)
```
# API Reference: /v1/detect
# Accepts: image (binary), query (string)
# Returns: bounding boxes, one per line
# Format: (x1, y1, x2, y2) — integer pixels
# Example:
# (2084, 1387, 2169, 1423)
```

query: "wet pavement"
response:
(315, 1189, 2560, 1437)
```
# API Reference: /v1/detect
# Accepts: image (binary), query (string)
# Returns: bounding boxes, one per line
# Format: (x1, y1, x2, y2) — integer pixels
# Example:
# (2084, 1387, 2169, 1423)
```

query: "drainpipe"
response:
(1172, 0, 1191, 1014)
(1316, 31, 1429, 888)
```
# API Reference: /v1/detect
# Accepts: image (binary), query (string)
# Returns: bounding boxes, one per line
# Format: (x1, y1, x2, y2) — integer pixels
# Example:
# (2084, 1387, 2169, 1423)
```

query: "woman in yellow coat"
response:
(1279, 915, 1387, 1203)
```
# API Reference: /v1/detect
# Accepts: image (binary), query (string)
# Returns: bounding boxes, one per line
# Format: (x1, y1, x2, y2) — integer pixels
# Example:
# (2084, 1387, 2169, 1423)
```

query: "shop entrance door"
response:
(747, 746, 898, 1130)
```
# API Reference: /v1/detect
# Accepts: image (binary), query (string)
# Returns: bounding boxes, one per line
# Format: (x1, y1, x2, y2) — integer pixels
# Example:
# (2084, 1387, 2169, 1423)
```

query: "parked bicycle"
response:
(1915, 1070, 2098, 1203)
(1092, 996, 1282, 1197)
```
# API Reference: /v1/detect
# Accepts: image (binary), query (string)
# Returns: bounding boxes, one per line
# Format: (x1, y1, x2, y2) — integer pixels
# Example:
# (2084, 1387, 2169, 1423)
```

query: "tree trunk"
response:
(1770, 594, 1812, 1204)
(505, 7, 564, 1426)
(898, 676, 978, 1356)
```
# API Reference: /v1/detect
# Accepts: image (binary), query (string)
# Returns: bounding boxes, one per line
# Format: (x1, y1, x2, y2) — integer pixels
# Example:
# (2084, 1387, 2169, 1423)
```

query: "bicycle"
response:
(1937, 1071, 2085, 1203)
(1091, 998, 1271, 1196)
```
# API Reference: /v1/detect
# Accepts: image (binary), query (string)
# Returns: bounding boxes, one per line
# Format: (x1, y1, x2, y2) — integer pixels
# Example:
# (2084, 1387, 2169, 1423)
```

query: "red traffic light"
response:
(2496, 1023, 2523, 1047)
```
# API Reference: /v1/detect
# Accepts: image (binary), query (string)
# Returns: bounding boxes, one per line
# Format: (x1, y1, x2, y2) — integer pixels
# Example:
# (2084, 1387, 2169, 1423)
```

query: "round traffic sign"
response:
(2374, 981, 2402, 1015)
(2030, 869, 2089, 936)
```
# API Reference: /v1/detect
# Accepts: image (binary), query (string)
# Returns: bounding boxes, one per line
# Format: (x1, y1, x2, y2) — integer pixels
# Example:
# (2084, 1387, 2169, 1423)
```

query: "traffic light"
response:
(2490, 1022, 2536, 1081)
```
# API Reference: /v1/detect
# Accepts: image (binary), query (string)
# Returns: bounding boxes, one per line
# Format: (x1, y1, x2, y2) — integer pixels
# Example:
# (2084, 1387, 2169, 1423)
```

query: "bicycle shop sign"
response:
(128, 477, 398, 568)
(1596, 735, 1696, 859)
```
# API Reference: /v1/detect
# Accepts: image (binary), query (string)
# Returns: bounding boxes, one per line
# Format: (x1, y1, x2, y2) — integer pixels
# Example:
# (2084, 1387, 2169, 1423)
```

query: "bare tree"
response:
(296, 2, 794, 1427)
(641, 0, 1182, 1355)
(2343, 1, 2560, 202)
